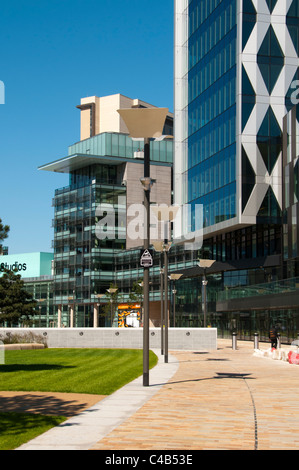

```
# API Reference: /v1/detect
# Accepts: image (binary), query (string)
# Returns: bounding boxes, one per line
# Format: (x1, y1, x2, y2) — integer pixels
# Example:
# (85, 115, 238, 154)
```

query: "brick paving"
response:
(92, 339, 299, 451)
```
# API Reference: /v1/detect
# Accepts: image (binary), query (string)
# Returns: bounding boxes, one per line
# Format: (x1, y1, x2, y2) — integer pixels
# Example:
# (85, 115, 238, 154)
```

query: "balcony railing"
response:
(217, 277, 299, 302)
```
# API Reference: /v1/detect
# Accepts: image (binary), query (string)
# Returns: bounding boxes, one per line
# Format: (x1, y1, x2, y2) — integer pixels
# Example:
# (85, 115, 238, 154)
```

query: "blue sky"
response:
(0, 0, 174, 254)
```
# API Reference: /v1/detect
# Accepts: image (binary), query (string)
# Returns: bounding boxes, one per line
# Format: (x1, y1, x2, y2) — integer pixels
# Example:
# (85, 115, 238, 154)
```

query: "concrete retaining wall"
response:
(0, 328, 217, 351)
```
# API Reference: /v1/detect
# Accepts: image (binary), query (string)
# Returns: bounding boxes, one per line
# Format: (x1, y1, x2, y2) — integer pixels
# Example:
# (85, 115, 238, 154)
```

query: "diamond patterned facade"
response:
(240, 0, 299, 224)
(175, 0, 299, 237)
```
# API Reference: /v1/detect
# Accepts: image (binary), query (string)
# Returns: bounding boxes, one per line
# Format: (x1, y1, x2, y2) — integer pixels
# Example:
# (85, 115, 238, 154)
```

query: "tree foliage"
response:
(100, 284, 119, 326)
(0, 269, 37, 326)
(129, 280, 143, 304)
(0, 218, 9, 254)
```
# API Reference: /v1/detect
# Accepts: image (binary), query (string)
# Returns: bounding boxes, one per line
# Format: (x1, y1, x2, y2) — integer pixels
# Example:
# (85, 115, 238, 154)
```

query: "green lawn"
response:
(0, 348, 158, 449)
(0, 413, 66, 450)
(0, 348, 158, 395)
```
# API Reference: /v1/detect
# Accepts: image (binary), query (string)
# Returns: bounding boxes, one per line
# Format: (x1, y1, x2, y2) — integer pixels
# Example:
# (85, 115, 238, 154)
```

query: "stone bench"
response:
(2, 343, 45, 350)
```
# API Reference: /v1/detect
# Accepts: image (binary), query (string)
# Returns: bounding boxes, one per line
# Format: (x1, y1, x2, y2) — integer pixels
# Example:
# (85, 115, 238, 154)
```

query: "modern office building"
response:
(39, 94, 175, 328)
(4, 2, 299, 338)
(173, 0, 299, 340)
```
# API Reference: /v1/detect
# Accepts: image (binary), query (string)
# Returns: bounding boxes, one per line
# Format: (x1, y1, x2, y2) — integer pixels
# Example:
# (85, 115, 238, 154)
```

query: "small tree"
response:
(129, 280, 143, 325)
(0, 218, 9, 254)
(129, 280, 143, 304)
(0, 269, 37, 327)
(102, 284, 119, 327)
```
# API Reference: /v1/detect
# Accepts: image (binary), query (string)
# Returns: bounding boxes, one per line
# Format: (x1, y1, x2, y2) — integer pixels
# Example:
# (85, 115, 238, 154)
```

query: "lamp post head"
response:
(152, 241, 164, 252)
(140, 177, 155, 191)
(117, 107, 169, 139)
(107, 288, 118, 294)
(197, 259, 216, 269)
(169, 273, 183, 281)
(152, 240, 172, 252)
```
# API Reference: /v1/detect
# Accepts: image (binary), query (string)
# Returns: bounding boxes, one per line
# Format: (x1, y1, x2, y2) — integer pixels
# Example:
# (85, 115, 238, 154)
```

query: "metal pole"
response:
(232, 332, 237, 350)
(164, 245, 169, 363)
(254, 332, 259, 349)
(202, 268, 207, 328)
(173, 286, 177, 327)
(143, 137, 150, 386)
(70, 305, 74, 328)
(94, 303, 99, 328)
(110, 300, 113, 327)
(160, 264, 164, 355)
(58, 305, 62, 328)
(73, 290, 76, 328)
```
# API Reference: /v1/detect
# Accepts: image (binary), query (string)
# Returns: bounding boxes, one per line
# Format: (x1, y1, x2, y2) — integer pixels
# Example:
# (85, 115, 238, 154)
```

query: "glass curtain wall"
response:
(187, 0, 237, 230)
(23, 279, 54, 327)
(53, 163, 126, 327)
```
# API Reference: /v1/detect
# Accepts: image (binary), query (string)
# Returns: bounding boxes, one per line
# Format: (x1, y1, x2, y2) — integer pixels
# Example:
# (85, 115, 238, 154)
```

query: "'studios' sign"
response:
(0, 252, 54, 279)
(0, 262, 27, 273)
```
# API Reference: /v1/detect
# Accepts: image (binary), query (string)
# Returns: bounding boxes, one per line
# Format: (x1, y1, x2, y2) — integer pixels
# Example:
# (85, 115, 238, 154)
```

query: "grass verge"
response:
(0, 348, 158, 449)
(0, 412, 66, 450)
(0, 348, 158, 395)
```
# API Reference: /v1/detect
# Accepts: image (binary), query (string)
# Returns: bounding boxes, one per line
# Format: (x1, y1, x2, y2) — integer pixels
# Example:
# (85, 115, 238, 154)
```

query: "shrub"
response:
(0, 331, 48, 347)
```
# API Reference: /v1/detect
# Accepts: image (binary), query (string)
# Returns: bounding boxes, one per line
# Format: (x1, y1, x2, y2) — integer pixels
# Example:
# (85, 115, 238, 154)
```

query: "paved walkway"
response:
(18, 339, 299, 451)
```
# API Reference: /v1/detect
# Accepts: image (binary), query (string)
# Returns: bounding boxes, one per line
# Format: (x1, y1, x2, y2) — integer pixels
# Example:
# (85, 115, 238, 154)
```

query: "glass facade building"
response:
(175, 0, 299, 236)
(40, 127, 174, 327)
(187, 0, 237, 230)
(174, 0, 299, 339)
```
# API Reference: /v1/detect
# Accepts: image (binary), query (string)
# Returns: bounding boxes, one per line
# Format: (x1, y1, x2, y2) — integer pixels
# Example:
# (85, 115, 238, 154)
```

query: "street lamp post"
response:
(172, 288, 177, 326)
(95, 294, 105, 328)
(138, 281, 152, 327)
(106, 288, 118, 327)
(142, 137, 150, 386)
(67, 289, 76, 328)
(37, 299, 46, 327)
(197, 260, 215, 328)
(160, 258, 164, 355)
(117, 107, 168, 386)
(152, 239, 172, 363)
(152, 205, 179, 364)
(169, 274, 183, 327)
(164, 244, 169, 363)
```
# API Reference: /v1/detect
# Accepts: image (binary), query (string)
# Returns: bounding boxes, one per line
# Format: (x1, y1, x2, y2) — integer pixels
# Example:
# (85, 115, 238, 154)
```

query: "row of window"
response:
(188, 105, 236, 165)
(188, 30, 236, 102)
(69, 133, 173, 164)
(54, 186, 126, 215)
(70, 164, 119, 187)
(202, 224, 282, 261)
(188, 0, 236, 65)
(188, 67, 236, 135)
(190, 181, 236, 229)
(188, 143, 236, 200)
(188, 0, 226, 36)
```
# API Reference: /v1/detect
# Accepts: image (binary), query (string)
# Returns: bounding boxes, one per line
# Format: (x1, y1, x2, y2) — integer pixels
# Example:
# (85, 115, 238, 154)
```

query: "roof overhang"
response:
(38, 153, 172, 174)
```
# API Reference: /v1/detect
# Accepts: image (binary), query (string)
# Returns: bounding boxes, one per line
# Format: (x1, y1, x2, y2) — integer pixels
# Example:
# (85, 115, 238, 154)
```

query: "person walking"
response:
(269, 326, 278, 349)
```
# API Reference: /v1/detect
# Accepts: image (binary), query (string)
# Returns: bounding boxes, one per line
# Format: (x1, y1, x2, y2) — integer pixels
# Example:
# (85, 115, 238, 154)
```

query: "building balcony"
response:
(217, 277, 299, 312)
